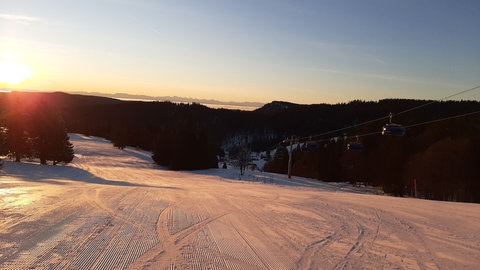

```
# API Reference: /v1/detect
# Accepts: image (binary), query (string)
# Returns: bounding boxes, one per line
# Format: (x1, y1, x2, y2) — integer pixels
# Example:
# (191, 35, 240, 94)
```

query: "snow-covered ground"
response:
(0, 134, 479, 269)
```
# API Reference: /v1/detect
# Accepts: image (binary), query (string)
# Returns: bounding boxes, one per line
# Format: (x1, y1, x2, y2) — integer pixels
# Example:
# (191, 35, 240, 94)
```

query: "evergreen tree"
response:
(6, 113, 32, 162)
(51, 133, 74, 165)
(0, 126, 8, 156)
(152, 118, 218, 170)
(264, 146, 289, 174)
(31, 102, 74, 165)
(151, 127, 173, 167)
(111, 124, 129, 150)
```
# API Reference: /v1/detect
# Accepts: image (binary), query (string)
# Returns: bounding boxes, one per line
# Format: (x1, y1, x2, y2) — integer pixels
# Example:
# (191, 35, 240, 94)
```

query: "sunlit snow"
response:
(0, 134, 479, 269)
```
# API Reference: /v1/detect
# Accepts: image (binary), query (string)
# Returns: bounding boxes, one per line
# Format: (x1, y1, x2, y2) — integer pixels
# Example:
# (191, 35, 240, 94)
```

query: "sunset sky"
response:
(0, 0, 479, 104)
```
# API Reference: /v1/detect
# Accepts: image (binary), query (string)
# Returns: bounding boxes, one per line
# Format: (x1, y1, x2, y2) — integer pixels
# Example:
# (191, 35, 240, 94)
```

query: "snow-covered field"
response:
(0, 134, 479, 269)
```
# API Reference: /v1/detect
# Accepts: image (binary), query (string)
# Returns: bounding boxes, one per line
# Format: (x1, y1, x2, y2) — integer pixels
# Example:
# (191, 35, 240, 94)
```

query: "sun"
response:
(0, 53, 33, 85)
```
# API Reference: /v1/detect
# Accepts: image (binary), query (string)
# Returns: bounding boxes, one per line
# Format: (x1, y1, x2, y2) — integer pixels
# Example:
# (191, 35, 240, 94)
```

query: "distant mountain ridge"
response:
(70, 91, 265, 110)
(254, 101, 302, 114)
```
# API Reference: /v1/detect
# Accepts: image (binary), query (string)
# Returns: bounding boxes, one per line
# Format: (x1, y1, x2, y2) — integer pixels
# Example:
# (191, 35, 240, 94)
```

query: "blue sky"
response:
(0, 0, 479, 104)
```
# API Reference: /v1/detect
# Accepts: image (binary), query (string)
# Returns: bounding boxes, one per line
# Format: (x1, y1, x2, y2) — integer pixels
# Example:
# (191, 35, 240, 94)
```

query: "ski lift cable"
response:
(333, 109, 480, 143)
(394, 84, 480, 117)
(404, 109, 480, 129)
(268, 84, 480, 150)
(267, 108, 480, 152)
(302, 115, 389, 141)
(289, 84, 480, 143)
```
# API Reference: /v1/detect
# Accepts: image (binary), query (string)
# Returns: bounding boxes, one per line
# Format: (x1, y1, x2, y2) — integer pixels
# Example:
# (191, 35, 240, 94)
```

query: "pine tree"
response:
(51, 132, 74, 165)
(0, 126, 8, 156)
(152, 127, 173, 167)
(111, 124, 129, 150)
(6, 113, 32, 162)
(152, 118, 218, 170)
(31, 102, 74, 165)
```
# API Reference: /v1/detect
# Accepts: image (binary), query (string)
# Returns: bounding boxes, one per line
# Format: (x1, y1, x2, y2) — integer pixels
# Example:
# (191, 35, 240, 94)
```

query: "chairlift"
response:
(382, 123, 405, 136)
(347, 142, 364, 150)
(347, 135, 364, 150)
(382, 113, 405, 136)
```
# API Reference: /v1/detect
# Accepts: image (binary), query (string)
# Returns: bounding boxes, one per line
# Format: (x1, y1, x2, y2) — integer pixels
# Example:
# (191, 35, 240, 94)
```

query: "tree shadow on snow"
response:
(2, 161, 176, 189)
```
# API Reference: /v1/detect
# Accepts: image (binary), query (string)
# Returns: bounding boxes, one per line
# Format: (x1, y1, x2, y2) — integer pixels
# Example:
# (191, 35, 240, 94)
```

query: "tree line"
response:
(1, 92, 479, 203)
(264, 105, 480, 203)
(0, 96, 74, 165)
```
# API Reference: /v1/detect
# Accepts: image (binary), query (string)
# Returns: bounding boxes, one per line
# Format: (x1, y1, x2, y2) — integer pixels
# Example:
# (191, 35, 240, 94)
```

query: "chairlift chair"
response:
(347, 142, 364, 150)
(347, 135, 364, 150)
(382, 113, 406, 136)
(382, 123, 406, 136)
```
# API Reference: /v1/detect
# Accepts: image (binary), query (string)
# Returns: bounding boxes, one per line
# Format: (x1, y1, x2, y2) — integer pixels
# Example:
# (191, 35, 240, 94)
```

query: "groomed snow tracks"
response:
(0, 187, 168, 270)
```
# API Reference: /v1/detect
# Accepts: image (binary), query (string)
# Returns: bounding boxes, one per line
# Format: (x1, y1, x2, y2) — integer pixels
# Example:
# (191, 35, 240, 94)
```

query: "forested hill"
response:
(1, 92, 479, 202)
(1, 91, 479, 152)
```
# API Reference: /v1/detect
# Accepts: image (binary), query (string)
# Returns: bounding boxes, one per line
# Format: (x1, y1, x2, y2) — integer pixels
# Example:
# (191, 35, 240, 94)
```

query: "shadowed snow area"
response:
(0, 134, 479, 269)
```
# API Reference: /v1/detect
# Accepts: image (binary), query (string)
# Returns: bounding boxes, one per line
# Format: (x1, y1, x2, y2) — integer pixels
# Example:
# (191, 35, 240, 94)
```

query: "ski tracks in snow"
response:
(130, 191, 293, 270)
(1, 134, 479, 269)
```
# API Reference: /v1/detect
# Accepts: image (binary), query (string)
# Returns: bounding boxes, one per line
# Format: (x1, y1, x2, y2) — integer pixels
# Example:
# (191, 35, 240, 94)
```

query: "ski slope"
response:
(0, 134, 479, 269)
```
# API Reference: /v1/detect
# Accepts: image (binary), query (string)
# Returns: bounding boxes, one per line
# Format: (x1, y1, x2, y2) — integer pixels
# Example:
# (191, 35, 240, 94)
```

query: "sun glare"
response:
(0, 53, 33, 85)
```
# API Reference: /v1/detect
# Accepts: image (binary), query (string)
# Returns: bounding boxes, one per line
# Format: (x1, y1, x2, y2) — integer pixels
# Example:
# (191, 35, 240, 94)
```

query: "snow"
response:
(0, 134, 479, 269)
